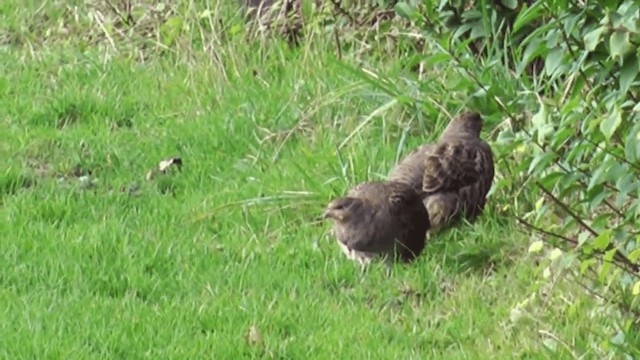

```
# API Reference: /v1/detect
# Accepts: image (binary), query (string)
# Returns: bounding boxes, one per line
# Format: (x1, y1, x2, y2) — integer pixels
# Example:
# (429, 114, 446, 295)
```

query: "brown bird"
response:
(388, 111, 495, 234)
(243, 0, 303, 45)
(323, 181, 430, 265)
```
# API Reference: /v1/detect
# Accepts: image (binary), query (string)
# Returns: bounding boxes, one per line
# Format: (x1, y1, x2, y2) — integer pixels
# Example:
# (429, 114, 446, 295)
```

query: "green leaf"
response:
(616, 173, 638, 195)
(619, 54, 639, 94)
(496, 129, 516, 144)
(604, 248, 617, 261)
(545, 47, 564, 76)
(604, 162, 628, 184)
(625, 125, 640, 161)
(550, 128, 574, 149)
(394, 2, 417, 20)
(592, 212, 613, 231)
(619, 2, 639, 16)
(600, 106, 622, 140)
(469, 21, 487, 40)
(563, 12, 582, 35)
(580, 258, 597, 274)
(587, 185, 609, 210)
(610, 331, 625, 345)
(528, 152, 555, 175)
(633, 281, 640, 296)
(629, 248, 640, 263)
(513, 1, 543, 33)
(538, 172, 564, 189)
(578, 232, 591, 246)
(229, 23, 243, 36)
(501, 0, 518, 10)
(588, 162, 608, 190)
(422, 53, 452, 66)
(517, 38, 545, 76)
(545, 29, 561, 48)
(531, 105, 555, 141)
(567, 76, 587, 103)
(610, 31, 630, 59)
(160, 16, 183, 47)
(598, 254, 614, 283)
(593, 230, 612, 250)
(623, 18, 639, 34)
(584, 27, 606, 52)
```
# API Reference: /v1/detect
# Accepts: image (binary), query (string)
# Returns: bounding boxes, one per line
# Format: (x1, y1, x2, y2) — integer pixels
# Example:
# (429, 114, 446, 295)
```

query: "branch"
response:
(515, 215, 577, 245)
(535, 182, 597, 235)
(519, 187, 640, 275)
(333, 25, 342, 60)
(516, 216, 639, 275)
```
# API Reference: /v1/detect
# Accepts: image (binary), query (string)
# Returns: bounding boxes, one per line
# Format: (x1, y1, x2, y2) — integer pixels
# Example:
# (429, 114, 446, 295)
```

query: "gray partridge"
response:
(323, 181, 431, 265)
(243, 0, 302, 45)
(388, 111, 495, 234)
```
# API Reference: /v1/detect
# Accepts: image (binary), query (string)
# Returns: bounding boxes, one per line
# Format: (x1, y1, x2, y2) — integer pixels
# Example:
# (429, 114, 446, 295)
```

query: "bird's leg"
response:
(358, 261, 369, 275)
(384, 263, 395, 277)
(380, 254, 396, 277)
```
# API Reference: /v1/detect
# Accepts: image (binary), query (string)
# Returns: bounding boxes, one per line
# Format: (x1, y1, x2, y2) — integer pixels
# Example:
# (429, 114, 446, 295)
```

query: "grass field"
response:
(1, 1, 638, 359)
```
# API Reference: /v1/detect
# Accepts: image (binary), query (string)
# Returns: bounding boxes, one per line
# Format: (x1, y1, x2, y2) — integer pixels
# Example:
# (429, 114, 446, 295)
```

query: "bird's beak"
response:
(322, 209, 332, 219)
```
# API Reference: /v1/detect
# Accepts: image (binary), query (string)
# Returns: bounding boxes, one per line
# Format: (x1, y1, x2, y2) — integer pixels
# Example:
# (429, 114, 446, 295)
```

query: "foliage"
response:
(373, 0, 640, 355)
(308, 0, 640, 355)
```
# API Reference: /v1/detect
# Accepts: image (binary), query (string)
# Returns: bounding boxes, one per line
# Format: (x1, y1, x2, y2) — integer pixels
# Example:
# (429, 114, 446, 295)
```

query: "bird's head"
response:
(324, 181, 430, 262)
(323, 197, 364, 224)
(441, 111, 483, 139)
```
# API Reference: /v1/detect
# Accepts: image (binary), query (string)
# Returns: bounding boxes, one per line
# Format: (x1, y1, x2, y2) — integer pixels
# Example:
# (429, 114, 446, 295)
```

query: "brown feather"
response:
(324, 181, 430, 265)
(388, 111, 495, 234)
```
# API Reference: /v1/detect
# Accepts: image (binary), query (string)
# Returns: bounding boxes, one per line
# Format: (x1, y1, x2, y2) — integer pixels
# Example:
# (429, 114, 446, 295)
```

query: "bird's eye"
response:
(389, 194, 405, 204)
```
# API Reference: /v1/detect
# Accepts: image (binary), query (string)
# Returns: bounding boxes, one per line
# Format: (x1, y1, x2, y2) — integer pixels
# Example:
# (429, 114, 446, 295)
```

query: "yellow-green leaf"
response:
(604, 248, 617, 261)
(593, 230, 612, 250)
(510, 307, 525, 323)
(529, 240, 544, 253)
(580, 258, 597, 274)
(549, 248, 563, 261)
(535, 197, 544, 211)
(598, 261, 612, 283)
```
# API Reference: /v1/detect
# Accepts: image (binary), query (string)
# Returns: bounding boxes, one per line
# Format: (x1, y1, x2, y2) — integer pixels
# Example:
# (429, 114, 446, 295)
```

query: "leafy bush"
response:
(313, 0, 640, 354)
(380, 0, 640, 354)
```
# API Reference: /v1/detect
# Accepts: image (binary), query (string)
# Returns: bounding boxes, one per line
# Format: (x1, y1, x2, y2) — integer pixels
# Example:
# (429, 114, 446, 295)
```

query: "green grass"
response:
(1, 1, 637, 358)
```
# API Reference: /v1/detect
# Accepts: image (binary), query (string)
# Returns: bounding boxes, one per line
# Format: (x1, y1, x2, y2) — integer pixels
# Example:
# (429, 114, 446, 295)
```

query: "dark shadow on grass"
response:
(28, 97, 141, 130)
(0, 172, 36, 203)
(421, 209, 520, 276)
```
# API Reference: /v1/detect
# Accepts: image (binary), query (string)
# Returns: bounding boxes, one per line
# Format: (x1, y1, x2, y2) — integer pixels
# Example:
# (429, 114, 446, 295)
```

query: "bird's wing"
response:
(422, 140, 488, 194)
(388, 144, 433, 194)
